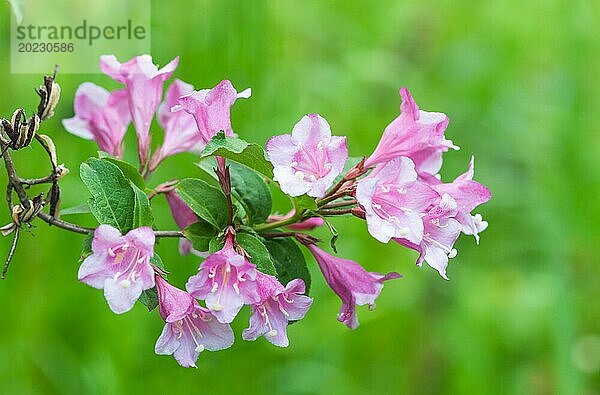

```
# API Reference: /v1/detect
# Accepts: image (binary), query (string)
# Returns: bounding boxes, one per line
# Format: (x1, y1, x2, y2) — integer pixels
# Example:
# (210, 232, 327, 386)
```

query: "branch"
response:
(35, 212, 184, 238)
(320, 199, 357, 209)
(36, 212, 93, 234)
(316, 208, 355, 216)
(2, 141, 185, 239)
(253, 210, 305, 232)
(2, 142, 30, 209)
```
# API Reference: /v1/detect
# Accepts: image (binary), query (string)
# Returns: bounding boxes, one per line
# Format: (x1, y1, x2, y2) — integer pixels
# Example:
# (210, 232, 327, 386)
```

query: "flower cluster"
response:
(65, 55, 490, 368)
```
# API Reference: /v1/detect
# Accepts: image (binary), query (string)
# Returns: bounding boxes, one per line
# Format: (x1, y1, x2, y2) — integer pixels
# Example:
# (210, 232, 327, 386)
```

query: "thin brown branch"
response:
(2, 227, 19, 279)
(315, 208, 355, 216)
(320, 199, 358, 209)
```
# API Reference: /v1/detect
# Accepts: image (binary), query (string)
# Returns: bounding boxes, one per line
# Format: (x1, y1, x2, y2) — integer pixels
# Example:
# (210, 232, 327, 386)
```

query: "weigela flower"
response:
(267, 209, 325, 231)
(62, 83, 130, 158)
(78, 225, 155, 314)
(163, 190, 205, 256)
(394, 194, 462, 279)
(100, 54, 179, 165)
(173, 79, 251, 145)
(266, 114, 348, 198)
(307, 244, 400, 329)
(243, 273, 312, 347)
(154, 275, 234, 368)
(424, 157, 491, 242)
(365, 87, 457, 172)
(186, 233, 259, 323)
(356, 156, 439, 244)
(148, 79, 204, 171)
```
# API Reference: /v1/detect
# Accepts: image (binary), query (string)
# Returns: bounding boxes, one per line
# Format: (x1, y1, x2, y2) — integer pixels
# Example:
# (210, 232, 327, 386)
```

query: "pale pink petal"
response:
(103, 276, 144, 314)
(155, 325, 179, 356)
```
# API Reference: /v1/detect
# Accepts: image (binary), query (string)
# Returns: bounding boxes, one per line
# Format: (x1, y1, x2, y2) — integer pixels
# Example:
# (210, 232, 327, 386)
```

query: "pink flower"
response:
(356, 156, 439, 244)
(365, 87, 458, 171)
(394, 194, 462, 279)
(154, 276, 234, 368)
(243, 273, 312, 347)
(78, 225, 155, 314)
(148, 79, 204, 171)
(100, 54, 179, 165)
(266, 114, 348, 198)
(424, 157, 491, 242)
(186, 233, 259, 323)
(164, 190, 203, 256)
(62, 83, 130, 158)
(173, 79, 251, 145)
(267, 210, 325, 231)
(306, 244, 400, 329)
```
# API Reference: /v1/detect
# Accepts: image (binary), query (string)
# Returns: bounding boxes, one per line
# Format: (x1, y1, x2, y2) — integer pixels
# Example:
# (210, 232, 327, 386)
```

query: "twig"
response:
(260, 232, 299, 239)
(2, 227, 19, 279)
(36, 212, 93, 234)
(35, 212, 183, 238)
(2, 143, 30, 209)
(214, 159, 234, 225)
(316, 208, 355, 216)
(19, 173, 57, 186)
(320, 199, 357, 209)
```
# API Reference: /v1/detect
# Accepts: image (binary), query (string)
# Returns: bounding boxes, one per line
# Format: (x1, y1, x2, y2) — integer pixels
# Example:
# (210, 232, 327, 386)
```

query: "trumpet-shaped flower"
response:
(306, 244, 400, 329)
(356, 156, 439, 244)
(173, 80, 251, 145)
(163, 190, 206, 256)
(78, 225, 155, 314)
(424, 157, 491, 242)
(155, 275, 234, 368)
(62, 83, 130, 158)
(365, 87, 457, 171)
(186, 233, 259, 323)
(394, 194, 462, 279)
(243, 273, 312, 347)
(148, 79, 204, 171)
(100, 54, 179, 164)
(266, 114, 348, 198)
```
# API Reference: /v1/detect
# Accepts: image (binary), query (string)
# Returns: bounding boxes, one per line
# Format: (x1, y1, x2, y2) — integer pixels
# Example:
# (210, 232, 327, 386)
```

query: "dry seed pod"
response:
(37, 67, 60, 120)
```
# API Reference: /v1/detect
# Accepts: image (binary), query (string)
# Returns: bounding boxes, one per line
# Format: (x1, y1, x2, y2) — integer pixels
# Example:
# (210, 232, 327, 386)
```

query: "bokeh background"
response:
(0, 1, 599, 394)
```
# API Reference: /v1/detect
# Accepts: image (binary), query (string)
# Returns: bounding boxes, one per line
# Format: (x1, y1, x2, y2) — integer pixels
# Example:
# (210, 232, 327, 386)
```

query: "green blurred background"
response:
(1, 1, 599, 394)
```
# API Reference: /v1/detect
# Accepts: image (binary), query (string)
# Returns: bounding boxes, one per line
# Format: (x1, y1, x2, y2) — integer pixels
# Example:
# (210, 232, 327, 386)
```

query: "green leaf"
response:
(139, 287, 159, 311)
(184, 220, 218, 252)
(293, 194, 317, 211)
(264, 237, 311, 293)
(131, 181, 154, 228)
(176, 178, 230, 229)
(98, 152, 146, 190)
(236, 233, 277, 275)
(209, 236, 224, 253)
(80, 158, 136, 233)
(79, 232, 94, 263)
(61, 203, 91, 216)
(150, 253, 165, 269)
(196, 157, 219, 180)
(228, 162, 272, 225)
(200, 132, 274, 178)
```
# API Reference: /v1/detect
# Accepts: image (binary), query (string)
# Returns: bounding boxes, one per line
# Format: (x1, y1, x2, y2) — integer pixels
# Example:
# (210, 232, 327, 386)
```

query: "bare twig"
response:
(320, 199, 358, 210)
(316, 208, 355, 216)
(2, 227, 19, 279)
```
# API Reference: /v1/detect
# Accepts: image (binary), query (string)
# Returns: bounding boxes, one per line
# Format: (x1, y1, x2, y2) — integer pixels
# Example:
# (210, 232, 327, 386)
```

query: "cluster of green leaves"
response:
(181, 132, 312, 293)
